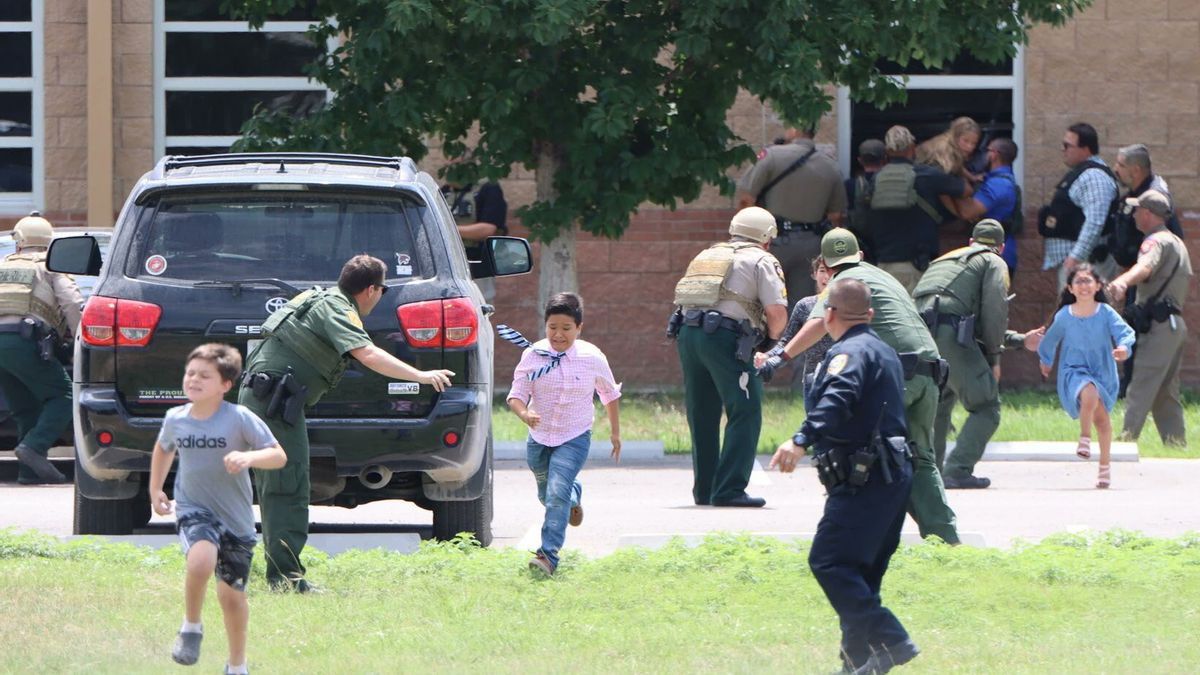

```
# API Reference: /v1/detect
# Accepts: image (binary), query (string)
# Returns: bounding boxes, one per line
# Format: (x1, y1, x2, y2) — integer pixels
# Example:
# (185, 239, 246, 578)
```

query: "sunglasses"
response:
(374, 283, 389, 295)
(1061, 141, 1080, 150)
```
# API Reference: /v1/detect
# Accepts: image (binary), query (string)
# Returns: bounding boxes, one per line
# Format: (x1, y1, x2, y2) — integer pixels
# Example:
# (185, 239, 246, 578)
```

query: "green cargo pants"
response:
(0, 333, 72, 482)
(676, 325, 762, 505)
(904, 373, 959, 544)
(932, 326, 1001, 479)
(238, 387, 311, 587)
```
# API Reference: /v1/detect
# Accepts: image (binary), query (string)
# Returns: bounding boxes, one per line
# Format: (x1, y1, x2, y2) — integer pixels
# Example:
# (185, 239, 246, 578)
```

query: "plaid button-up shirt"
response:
(1042, 156, 1119, 269)
(507, 339, 622, 447)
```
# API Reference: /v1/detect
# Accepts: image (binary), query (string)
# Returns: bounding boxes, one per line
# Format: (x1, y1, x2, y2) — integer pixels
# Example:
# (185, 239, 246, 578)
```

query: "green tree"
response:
(226, 0, 1089, 310)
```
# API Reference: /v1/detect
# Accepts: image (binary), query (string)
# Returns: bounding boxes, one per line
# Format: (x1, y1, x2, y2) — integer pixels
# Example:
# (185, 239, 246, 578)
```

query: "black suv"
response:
(47, 153, 531, 544)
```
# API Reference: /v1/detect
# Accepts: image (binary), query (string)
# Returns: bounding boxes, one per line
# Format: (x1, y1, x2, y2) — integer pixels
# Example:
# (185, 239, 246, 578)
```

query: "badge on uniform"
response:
(826, 353, 849, 376)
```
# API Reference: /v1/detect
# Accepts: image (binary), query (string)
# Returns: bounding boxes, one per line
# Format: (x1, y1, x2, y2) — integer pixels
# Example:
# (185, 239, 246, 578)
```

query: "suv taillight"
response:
(396, 298, 478, 348)
(80, 296, 162, 348)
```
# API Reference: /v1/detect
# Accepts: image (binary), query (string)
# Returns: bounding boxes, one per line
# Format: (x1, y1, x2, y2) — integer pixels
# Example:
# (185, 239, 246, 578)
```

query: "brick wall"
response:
(112, 0, 154, 205)
(42, 0, 87, 226)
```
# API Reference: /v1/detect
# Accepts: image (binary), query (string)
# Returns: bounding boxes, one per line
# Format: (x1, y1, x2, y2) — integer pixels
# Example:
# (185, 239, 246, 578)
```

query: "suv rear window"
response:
(132, 193, 435, 283)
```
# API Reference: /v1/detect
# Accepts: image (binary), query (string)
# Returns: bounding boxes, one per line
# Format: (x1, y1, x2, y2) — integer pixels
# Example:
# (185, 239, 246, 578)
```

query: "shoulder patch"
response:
(345, 310, 363, 330)
(757, 147, 768, 160)
(826, 353, 849, 376)
(1139, 238, 1158, 255)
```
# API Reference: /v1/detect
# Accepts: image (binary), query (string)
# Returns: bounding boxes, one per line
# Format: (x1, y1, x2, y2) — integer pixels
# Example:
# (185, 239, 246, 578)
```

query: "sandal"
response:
(1075, 436, 1091, 460)
(1096, 464, 1111, 489)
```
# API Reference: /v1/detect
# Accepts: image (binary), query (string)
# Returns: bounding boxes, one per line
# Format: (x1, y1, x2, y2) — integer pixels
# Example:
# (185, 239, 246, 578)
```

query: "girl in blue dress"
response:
(1037, 265, 1135, 489)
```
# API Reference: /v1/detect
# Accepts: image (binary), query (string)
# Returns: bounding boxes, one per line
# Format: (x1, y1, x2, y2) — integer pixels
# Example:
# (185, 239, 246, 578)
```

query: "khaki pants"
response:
(878, 261, 922, 296)
(1121, 316, 1187, 445)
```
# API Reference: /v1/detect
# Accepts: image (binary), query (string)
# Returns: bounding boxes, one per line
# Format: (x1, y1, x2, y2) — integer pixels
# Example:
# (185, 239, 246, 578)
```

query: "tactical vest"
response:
(1103, 179, 1185, 269)
(0, 253, 67, 335)
(257, 287, 351, 392)
(447, 185, 484, 258)
(673, 241, 767, 331)
(913, 245, 998, 315)
(865, 162, 940, 223)
(1037, 160, 1117, 240)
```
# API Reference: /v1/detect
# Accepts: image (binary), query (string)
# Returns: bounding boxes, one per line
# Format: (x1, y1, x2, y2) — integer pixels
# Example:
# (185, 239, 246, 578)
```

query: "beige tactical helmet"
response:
(728, 206, 777, 244)
(13, 211, 53, 248)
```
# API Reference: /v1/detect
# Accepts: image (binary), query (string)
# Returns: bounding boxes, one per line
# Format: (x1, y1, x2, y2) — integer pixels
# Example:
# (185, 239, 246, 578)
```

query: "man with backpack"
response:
(955, 137, 1021, 277)
(864, 126, 971, 294)
(737, 126, 846, 305)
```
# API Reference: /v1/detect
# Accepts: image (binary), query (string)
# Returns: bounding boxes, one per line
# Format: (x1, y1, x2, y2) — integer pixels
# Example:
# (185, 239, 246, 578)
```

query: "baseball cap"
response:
(1125, 189, 1171, 219)
(820, 228, 862, 268)
(858, 138, 886, 162)
(971, 219, 1005, 248)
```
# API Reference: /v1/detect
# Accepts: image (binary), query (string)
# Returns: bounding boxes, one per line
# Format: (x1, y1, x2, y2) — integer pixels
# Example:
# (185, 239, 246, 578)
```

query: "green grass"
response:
(2, 530, 1199, 672)
(493, 390, 1200, 458)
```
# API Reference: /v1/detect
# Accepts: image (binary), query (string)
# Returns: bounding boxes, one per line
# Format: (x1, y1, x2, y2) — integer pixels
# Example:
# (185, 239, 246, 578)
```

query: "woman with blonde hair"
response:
(917, 116, 982, 182)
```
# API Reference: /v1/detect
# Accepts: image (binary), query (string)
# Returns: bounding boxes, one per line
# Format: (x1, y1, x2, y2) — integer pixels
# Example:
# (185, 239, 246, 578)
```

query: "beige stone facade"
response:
(6, 0, 1198, 386)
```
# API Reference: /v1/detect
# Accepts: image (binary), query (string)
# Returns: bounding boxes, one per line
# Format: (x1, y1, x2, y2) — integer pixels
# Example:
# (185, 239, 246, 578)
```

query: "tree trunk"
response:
(535, 141, 577, 318)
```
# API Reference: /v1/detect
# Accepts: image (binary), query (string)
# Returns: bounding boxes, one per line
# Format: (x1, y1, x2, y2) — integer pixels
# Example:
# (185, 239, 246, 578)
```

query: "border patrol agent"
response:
(669, 207, 788, 507)
(0, 212, 81, 484)
(760, 228, 959, 544)
(770, 278, 920, 675)
(736, 127, 846, 304)
(914, 220, 1036, 489)
(238, 255, 453, 591)
(1108, 190, 1192, 446)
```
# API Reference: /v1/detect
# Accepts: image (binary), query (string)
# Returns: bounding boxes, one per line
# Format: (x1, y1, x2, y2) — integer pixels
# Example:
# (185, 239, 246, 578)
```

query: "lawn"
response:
(492, 389, 1200, 458)
(1, 530, 1197, 673)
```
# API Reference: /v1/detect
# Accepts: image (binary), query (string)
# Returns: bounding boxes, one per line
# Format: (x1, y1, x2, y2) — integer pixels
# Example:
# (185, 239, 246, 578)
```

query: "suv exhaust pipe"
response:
(359, 465, 393, 489)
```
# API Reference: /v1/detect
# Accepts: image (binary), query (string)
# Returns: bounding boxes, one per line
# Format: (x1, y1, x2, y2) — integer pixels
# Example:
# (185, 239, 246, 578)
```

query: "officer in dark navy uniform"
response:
(771, 277, 920, 675)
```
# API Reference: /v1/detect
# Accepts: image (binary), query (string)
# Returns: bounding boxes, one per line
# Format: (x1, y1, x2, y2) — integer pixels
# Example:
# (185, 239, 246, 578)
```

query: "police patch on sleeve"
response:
(1139, 238, 1158, 255)
(346, 310, 363, 329)
(826, 353, 849, 376)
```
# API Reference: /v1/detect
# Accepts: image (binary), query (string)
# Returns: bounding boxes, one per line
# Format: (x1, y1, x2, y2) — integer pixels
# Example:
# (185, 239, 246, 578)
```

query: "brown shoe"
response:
(569, 504, 583, 526)
(528, 551, 555, 576)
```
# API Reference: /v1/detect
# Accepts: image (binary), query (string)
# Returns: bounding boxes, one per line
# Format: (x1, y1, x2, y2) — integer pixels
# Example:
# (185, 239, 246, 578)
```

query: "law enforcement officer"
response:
(913, 220, 1041, 489)
(736, 126, 846, 305)
(954, 138, 1021, 276)
(1107, 191, 1192, 446)
(0, 213, 81, 484)
(670, 207, 787, 507)
(1038, 122, 1120, 286)
(770, 278, 920, 675)
(759, 229, 959, 543)
(238, 255, 454, 591)
(441, 163, 507, 304)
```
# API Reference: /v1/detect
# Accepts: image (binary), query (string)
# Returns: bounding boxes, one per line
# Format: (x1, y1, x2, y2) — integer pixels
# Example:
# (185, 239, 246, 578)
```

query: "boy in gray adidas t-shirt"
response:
(149, 343, 285, 675)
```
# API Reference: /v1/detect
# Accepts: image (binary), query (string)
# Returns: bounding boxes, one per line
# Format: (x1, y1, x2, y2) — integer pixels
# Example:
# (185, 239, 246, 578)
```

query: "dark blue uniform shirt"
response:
(794, 323, 908, 451)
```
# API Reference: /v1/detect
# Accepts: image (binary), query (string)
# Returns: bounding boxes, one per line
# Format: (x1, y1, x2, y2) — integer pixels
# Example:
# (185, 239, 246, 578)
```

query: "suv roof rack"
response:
(160, 152, 417, 174)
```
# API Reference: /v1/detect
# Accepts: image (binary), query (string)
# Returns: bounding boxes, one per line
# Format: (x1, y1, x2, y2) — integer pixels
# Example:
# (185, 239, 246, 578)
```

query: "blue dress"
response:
(1037, 303, 1136, 419)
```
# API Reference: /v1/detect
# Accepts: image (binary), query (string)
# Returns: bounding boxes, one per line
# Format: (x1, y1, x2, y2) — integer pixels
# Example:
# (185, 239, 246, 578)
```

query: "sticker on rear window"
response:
(394, 252, 412, 276)
(145, 255, 167, 276)
(388, 382, 419, 395)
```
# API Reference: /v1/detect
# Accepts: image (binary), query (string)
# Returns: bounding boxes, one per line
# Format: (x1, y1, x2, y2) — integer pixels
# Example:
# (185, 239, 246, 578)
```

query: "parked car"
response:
(47, 153, 531, 541)
(0, 228, 111, 449)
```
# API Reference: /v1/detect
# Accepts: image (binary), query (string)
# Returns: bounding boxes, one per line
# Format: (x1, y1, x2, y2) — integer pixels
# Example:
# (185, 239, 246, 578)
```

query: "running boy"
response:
(503, 293, 621, 576)
(149, 343, 286, 674)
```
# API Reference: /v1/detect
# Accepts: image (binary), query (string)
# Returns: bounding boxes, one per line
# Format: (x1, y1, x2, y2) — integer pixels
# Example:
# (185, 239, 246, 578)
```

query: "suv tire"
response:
(72, 460, 151, 535)
(431, 438, 494, 546)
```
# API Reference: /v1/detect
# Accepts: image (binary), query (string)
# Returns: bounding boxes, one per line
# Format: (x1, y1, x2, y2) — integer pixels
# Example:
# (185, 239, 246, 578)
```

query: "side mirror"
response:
(46, 235, 102, 276)
(469, 236, 533, 279)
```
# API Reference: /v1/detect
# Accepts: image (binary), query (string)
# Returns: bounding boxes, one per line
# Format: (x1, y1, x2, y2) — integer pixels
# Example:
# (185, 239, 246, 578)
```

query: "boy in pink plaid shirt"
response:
(506, 293, 621, 576)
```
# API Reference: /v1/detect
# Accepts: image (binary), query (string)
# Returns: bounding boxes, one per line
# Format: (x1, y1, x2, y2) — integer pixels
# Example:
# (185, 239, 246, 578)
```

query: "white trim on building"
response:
(0, 2, 42, 215)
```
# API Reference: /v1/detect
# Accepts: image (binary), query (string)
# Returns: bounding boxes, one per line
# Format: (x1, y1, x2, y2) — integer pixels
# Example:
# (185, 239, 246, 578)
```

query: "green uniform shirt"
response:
(810, 262, 939, 361)
(248, 288, 373, 405)
(912, 245, 1011, 359)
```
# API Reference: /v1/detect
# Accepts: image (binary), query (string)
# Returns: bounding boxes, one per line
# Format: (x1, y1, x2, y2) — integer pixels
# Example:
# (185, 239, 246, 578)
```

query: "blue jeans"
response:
(526, 430, 589, 568)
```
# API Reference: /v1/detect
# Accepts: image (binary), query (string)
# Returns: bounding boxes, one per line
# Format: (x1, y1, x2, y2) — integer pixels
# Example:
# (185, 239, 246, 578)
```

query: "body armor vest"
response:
(913, 245, 997, 314)
(673, 241, 767, 331)
(0, 253, 67, 335)
(1038, 160, 1116, 240)
(258, 287, 351, 392)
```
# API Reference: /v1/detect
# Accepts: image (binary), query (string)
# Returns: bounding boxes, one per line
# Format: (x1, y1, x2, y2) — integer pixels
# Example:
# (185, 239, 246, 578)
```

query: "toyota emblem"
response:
(265, 296, 289, 313)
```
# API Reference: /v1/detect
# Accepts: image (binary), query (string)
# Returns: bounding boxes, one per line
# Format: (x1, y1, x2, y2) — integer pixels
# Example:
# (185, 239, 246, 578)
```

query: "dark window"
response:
(0, 33, 32, 78)
(0, 92, 32, 136)
(137, 195, 432, 284)
(165, 0, 319, 21)
(851, 89, 1013, 174)
(166, 32, 321, 77)
(876, 51, 1012, 76)
(166, 145, 233, 157)
(0, 149, 32, 192)
(166, 90, 326, 135)
(0, 2, 31, 21)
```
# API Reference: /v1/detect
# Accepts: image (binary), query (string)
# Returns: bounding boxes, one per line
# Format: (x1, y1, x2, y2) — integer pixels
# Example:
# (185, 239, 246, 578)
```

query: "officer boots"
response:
(14, 444, 66, 484)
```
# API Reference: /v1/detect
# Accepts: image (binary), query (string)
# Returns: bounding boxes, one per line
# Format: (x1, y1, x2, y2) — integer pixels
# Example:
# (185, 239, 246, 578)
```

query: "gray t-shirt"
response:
(157, 401, 278, 538)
